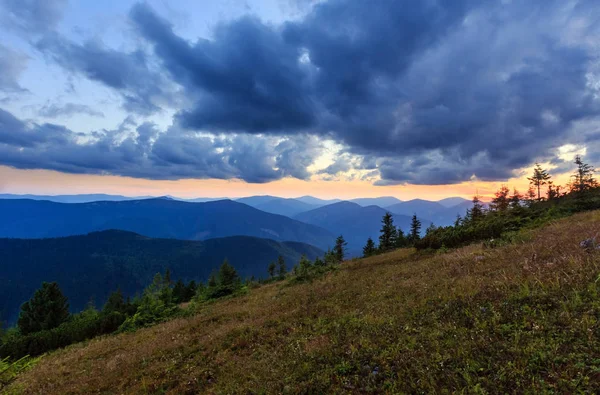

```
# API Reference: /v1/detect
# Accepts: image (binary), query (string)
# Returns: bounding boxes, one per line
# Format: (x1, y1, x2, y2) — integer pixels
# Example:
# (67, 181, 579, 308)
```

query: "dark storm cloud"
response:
(0, 108, 322, 183)
(35, 34, 179, 115)
(0, 0, 67, 34)
(4, 0, 600, 184)
(124, 0, 600, 184)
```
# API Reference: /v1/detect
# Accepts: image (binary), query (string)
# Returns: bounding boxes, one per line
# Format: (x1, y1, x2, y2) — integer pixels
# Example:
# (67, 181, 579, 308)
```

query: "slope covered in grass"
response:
(8, 211, 600, 393)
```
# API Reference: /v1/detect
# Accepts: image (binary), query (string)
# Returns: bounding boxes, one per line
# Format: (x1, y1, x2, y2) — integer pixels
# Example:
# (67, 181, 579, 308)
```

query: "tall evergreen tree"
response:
(18, 282, 70, 335)
(363, 237, 376, 257)
(333, 235, 347, 263)
(490, 185, 510, 211)
(395, 228, 408, 248)
(103, 289, 127, 314)
(467, 195, 485, 222)
(409, 214, 422, 243)
(509, 188, 522, 208)
(218, 259, 241, 291)
(172, 279, 186, 304)
(570, 155, 597, 193)
(528, 163, 551, 201)
(378, 212, 397, 251)
(268, 261, 276, 278)
(184, 280, 197, 302)
(277, 255, 287, 278)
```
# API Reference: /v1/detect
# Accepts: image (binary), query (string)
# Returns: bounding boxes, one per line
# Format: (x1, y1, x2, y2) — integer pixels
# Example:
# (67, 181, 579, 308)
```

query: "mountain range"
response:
(0, 198, 335, 250)
(0, 230, 323, 325)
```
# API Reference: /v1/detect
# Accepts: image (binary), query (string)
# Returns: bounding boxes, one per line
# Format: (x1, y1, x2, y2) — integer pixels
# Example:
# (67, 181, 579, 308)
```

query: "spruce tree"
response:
(268, 261, 276, 278)
(172, 279, 186, 304)
(528, 163, 551, 201)
(570, 155, 597, 193)
(103, 289, 127, 314)
(468, 195, 485, 222)
(277, 255, 287, 278)
(490, 185, 510, 211)
(218, 259, 240, 292)
(425, 222, 437, 236)
(184, 280, 197, 302)
(378, 212, 397, 251)
(18, 282, 70, 335)
(363, 237, 376, 257)
(395, 228, 408, 248)
(409, 214, 422, 243)
(333, 235, 347, 263)
(509, 188, 522, 208)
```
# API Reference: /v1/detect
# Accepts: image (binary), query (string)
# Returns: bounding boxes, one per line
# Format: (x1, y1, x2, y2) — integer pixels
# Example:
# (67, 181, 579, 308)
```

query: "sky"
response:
(0, 0, 599, 200)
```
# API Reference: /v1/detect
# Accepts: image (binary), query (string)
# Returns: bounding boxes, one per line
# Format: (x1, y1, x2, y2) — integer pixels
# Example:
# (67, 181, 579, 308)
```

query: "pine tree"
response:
(172, 279, 186, 304)
(333, 235, 347, 263)
(425, 222, 437, 236)
(454, 214, 462, 227)
(546, 181, 562, 200)
(490, 185, 510, 211)
(528, 163, 551, 201)
(184, 280, 197, 302)
(395, 228, 408, 248)
(363, 237, 376, 257)
(218, 259, 240, 291)
(408, 214, 422, 243)
(18, 282, 70, 335)
(103, 289, 127, 314)
(570, 155, 597, 194)
(467, 195, 485, 222)
(277, 255, 287, 278)
(509, 188, 522, 208)
(378, 212, 397, 251)
(268, 261, 276, 278)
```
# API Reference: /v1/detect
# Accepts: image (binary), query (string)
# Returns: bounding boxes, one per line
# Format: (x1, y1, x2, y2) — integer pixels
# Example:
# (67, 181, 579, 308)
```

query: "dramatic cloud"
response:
(0, 0, 67, 34)
(38, 102, 104, 118)
(2, 0, 600, 184)
(0, 108, 323, 183)
(35, 34, 180, 115)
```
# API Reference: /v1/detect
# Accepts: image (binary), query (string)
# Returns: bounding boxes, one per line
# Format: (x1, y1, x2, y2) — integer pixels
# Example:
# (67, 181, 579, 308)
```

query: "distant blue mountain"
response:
(0, 198, 335, 250)
(294, 201, 430, 257)
(387, 199, 476, 227)
(350, 196, 402, 207)
(436, 197, 471, 208)
(0, 193, 153, 203)
(254, 198, 318, 217)
(294, 196, 342, 206)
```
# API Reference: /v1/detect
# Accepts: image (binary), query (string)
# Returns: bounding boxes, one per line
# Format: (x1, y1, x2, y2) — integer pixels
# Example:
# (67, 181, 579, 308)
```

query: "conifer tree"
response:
(454, 214, 462, 227)
(378, 212, 397, 251)
(363, 237, 376, 257)
(218, 259, 240, 292)
(408, 214, 422, 243)
(509, 188, 522, 208)
(528, 163, 551, 201)
(18, 282, 70, 335)
(546, 181, 562, 200)
(490, 185, 510, 211)
(467, 195, 485, 222)
(277, 255, 287, 278)
(184, 280, 197, 302)
(104, 289, 127, 314)
(395, 228, 408, 248)
(172, 279, 186, 304)
(333, 235, 347, 263)
(570, 155, 597, 193)
(425, 222, 437, 236)
(268, 261, 276, 278)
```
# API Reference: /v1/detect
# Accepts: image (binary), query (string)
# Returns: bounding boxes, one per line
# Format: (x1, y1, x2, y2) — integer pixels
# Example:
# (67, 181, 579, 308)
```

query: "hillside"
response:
(0, 230, 323, 325)
(9, 211, 600, 393)
(0, 198, 334, 250)
(387, 198, 469, 227)
(294, 201, 427, 256)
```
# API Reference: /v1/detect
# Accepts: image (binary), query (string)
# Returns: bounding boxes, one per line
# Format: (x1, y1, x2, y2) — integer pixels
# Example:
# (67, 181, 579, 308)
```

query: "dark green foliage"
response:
(203, 260, 243, 300)
(378, 212, 396, 251)
(408, 214, 422, 243)
(0, 231, 322, 325)
(395, 228, 408, 248)
(103, 289, 135, 315)
(333, 235, 347, 263)
(172, 280, 187, 304)
(363, 237, 376, 257)
(416, 183, 600, 251)
(18, 282, 70, 335)
(1, 309, 126, 359)
(277, 255, 286, 279)
(490, 185, 510, 212)
(268, 261, 276, 278)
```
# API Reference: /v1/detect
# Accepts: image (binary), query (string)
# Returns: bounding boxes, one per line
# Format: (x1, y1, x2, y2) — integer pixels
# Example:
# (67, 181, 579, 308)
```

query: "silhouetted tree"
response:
(546, 181, 562, 200)
(528, 163, 551, 201)
(363, 237, 376, 257)
(570, 155, 597, 194)
(185, 280, 197, 301)
(395, 228, 408, 248)
(409, 214, 422, 243)
(334, 235, 347, 263)
(378, 212, 397, 251)
(466, 195, 485, 222)
(172, 279, 186, 304)
(490, 185, 510, 211)
(18, 282, 70, 335)
(509, 188, 522, 208)
(277, 255, 287, 278)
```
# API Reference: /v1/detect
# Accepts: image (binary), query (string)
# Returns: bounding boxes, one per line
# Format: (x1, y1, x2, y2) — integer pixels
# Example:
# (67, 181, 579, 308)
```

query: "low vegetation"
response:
(4, 208, 600, 393)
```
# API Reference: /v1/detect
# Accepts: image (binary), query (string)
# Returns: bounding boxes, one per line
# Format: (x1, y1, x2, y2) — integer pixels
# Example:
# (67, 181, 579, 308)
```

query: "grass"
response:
(6, 210, 600, 394)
